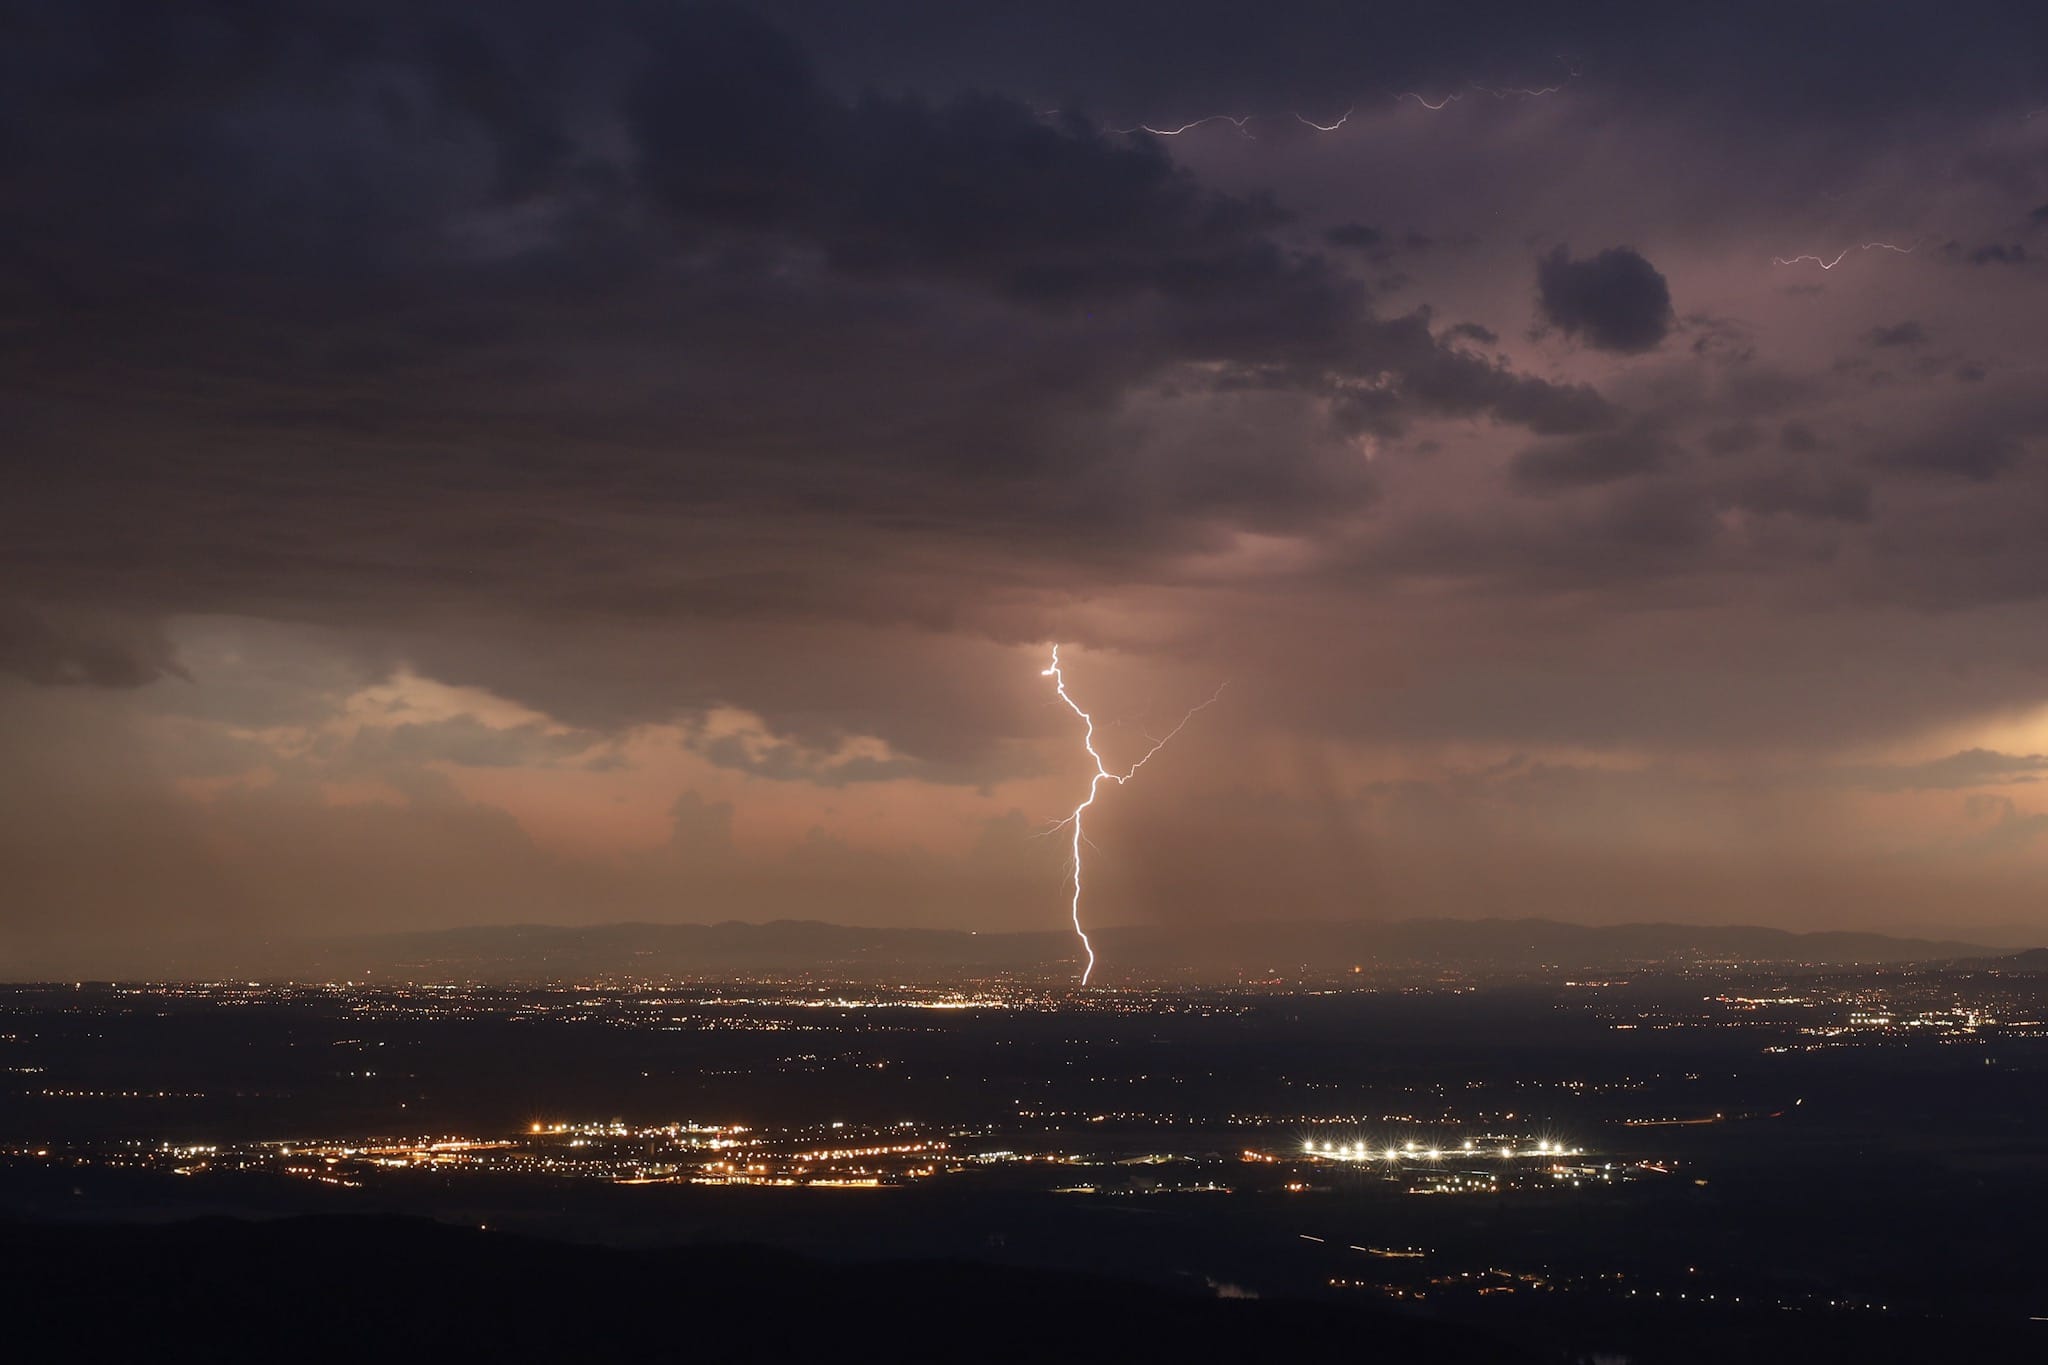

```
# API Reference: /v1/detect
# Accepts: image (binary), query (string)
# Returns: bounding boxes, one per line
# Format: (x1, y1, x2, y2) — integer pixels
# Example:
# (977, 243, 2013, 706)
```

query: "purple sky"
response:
(6, 2, 2048, 972)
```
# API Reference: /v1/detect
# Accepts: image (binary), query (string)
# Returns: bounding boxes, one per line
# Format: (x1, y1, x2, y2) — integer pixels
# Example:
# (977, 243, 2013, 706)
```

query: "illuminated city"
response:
(7, 958, 2048, 1357)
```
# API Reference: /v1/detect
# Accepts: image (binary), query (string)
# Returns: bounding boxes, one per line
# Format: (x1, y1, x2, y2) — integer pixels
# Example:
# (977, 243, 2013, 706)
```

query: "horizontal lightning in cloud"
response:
(1106, 79, 1570, 140)
(1295, 108, 1355, 132)
(1115, 114, 1254, 137)
(1771, 240, 1918, 269)
(1398, 85, 1563, 110)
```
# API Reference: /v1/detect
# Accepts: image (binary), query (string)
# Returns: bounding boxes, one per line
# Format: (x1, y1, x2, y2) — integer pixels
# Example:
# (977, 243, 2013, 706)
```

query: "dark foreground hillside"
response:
(1, 1215, 1527, 1364)
(8, 1214, 2048, 1363)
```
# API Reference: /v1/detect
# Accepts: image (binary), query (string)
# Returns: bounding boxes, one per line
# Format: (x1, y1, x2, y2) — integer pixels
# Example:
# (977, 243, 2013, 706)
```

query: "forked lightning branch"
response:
(1041, 645, 1223, 986)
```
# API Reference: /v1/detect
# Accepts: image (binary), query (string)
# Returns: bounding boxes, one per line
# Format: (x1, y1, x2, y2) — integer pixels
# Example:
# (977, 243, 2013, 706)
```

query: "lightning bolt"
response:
(1294, 108, 1355, 132)
(1396, 84, 1564, 111)
(1041, 645, 1223, 986)
(1105, 78, 1568, 140)
(1116, 114, 1255, 137)
(1771, 240, 1918, 269)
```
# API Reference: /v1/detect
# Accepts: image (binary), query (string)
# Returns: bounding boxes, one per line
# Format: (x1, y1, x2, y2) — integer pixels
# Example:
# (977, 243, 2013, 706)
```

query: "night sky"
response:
(7, 2, 2048, 971)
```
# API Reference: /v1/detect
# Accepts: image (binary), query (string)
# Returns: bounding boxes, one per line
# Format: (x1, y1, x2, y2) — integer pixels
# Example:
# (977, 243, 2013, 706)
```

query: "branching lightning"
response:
(1041, 645, 1223, 987)
(1396, 84, 1562, 110)
(1106, 77, 1569, 140)
(1116, 114, 1254, 137)
(1770, 239, 1918, 269)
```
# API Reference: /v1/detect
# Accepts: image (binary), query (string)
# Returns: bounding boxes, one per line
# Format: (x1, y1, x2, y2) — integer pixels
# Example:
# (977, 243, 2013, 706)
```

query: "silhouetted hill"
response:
(0, 1215, 1529, 1363)
(104, 916, 1995, 983)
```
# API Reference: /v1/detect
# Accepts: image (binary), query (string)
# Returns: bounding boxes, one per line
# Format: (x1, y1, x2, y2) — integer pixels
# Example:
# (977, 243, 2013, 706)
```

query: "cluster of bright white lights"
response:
(1300, 1138, 1579, 1161)
(1042, 645, 1223, 986)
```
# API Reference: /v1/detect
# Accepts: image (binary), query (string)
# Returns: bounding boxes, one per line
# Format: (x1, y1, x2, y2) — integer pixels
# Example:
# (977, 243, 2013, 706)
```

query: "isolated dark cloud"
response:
(1535, 246, 1674, 354)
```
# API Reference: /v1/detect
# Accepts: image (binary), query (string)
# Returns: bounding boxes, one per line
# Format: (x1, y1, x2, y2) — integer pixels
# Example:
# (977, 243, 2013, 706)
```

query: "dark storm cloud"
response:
(0, 0, 1616, 736)
(631, 16, 1306, 317)
(757, 0, 2048, 125)
(620, 12, 1619, 453)
(1534, 246, 1675, 354)
(7, 0, 2033, 721)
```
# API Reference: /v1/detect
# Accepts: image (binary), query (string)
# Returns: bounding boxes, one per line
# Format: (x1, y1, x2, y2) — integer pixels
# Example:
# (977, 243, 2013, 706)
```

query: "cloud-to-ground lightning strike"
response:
(1042, 646, 1223, 987)
(1771, 240, 1918, 269)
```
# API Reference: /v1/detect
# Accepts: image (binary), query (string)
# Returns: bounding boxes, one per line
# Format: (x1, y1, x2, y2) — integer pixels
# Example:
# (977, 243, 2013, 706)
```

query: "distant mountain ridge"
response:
(121, 916, 2004, 983)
